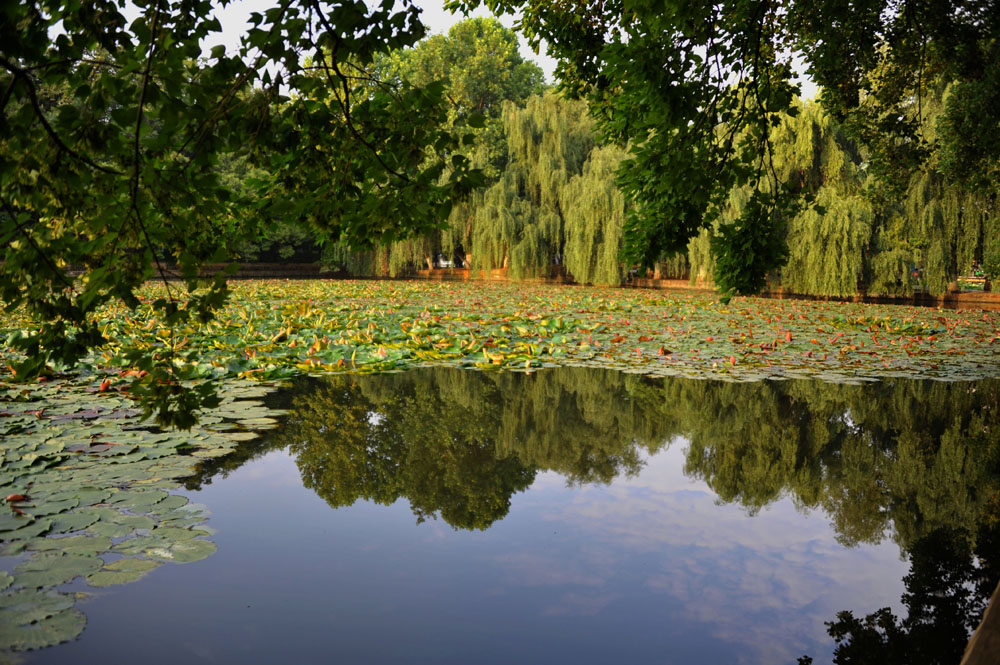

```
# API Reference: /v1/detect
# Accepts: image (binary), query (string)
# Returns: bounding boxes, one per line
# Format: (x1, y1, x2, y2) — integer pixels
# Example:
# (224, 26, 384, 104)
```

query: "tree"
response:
(329, 17, 547, 276)
(450, 0, 1000, 300)
(1, 0, 483, 425)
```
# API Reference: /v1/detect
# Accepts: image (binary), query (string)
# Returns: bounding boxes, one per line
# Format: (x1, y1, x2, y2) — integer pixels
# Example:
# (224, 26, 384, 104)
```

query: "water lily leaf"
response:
(3, 518, 53, 542)
(26, 498, 79, 517)
(0, 606, 86, 651)
(147, 495, 188, 514)
(110, 535, 170, 556)
(237, 417, 279, 428)
(26, 535, 112, 556)
(48, 512, 101, 535)
(85, 521, 134, 539)
(224, 431, 259, 442)
(106, 489, 167, 511)
(150, 526, 210, 541)
(14, 554, 103, 589)
(0, 513, 35, 532)
(107, 514, 156, 529)
(0, 572, 12, 591)
(87, 558, 161, 587)
(0, 588, 74, 619)
(142, 463, 196, 480)
(190, 447, 234, 458)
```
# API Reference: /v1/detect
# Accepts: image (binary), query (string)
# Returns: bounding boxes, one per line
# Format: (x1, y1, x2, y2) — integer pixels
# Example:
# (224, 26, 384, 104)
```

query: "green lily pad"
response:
(144, 538, 217, 564)
(106, 489, 168, 511)
(0, 513, 35, 532)
(26, 535, 112, 556)
(26, 498, 79, 517)
(110, 535, 170, 556)
(0, 606, 86, 651)
(2, 518, 52, 542)
(87, 558, 161, 588)
(149, 527, 209, 541)
(0, 588, 74, 620)
(107, 514, 156, 530)
(85, 521, 135, 539)
(14, 554, 103, 589)
(48, 512, 101, 535)
(147, 495, 188, 514)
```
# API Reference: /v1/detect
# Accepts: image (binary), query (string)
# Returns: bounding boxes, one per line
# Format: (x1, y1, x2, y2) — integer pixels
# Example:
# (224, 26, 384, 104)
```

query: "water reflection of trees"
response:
(269, 368, 681, 529)
(633, 377, 1000, 550)
(186, 366, 1000, 662)
(190, 368, 1000, 548)
(799, 522, 1000, 665)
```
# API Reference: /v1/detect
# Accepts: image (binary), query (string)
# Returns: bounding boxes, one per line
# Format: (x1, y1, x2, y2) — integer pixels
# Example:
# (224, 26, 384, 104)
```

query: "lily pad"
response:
(144, 538, 217, 564)
(26, 535, 112, 556)
(0, 606, 86, 651)
(87, 558, 161, 588)
(106, 489, 168, 511)
(0, 513, 35, 532)
(0, 588, 74, 621)
(48, 512, 101, 535)
(3, 518, 53, 543)
(14, 554, 103, 589)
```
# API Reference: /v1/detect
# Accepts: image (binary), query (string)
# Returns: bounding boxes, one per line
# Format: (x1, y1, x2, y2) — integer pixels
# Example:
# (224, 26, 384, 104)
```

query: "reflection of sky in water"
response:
(28, 442, 907, 665)
(505, 444, 907, 664)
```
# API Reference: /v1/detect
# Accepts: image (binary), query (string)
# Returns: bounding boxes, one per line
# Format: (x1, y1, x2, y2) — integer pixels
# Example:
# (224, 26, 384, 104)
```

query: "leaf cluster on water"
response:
(0, 378, 281, 651)
(3, 280, 989, 384)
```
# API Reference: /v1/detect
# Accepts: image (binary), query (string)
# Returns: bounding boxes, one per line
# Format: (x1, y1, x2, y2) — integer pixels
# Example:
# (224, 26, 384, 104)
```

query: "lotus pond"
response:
(2, 281, 999, 664)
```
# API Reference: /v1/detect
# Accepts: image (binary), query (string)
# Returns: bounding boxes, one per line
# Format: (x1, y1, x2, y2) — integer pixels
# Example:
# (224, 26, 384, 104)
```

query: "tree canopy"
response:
(450, 0, 1000, 300)
(1, 0, 483, 424)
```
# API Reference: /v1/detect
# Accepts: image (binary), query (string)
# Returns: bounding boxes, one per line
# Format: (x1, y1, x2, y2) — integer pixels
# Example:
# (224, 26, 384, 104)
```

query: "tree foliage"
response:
(1, 0, 482, 424)
(450, 0, 1000, 300)
(326, 17, 547, 276)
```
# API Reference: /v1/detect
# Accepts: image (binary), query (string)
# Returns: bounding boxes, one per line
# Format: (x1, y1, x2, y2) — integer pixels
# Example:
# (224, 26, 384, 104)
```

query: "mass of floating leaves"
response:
(1, 279, 998, 651)
(45, 279, 1000, 383)
(0, 379, 280, 651)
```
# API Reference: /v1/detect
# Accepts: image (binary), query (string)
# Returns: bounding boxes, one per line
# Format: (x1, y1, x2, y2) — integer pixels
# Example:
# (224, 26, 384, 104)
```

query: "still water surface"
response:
(26, 367, 1000, 664)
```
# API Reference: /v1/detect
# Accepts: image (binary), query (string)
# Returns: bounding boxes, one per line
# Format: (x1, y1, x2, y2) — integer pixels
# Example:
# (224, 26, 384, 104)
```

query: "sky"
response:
(206, 1, 814, 97)
(209, 0, 559, 82)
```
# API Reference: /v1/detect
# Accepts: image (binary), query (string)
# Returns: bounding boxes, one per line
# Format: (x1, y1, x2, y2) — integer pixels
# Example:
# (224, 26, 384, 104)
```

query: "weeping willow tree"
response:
(865, 80, 1000, 297)
(323, 17, 547, 277)
(881, 163, 998, 298)
(687, 101, 872, 297)
(462, 93, 598, 278)
(559, 144, 628, 284)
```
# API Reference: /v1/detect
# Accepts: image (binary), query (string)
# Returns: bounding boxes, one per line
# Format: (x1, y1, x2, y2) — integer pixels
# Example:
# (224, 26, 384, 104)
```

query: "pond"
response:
(5, 366, 1000, 664)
